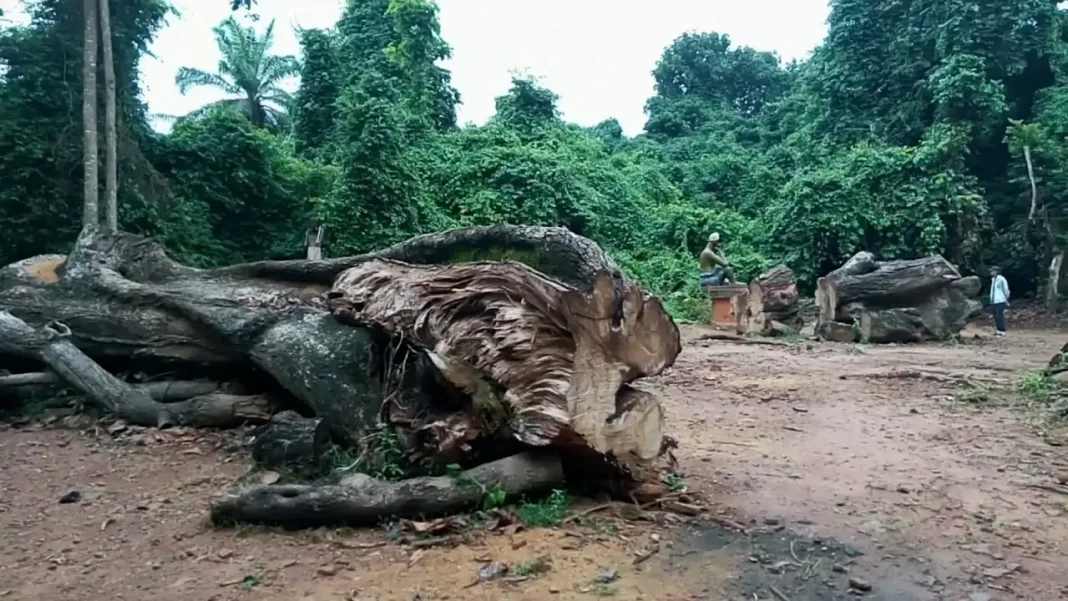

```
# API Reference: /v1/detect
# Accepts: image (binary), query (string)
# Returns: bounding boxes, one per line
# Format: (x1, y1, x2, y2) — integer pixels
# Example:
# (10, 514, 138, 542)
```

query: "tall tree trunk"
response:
(1025, 144, 1038, 222)
(82, 0, 99, 227)
(1048, 251, 1064, 312)
(99, 0, 118, 231)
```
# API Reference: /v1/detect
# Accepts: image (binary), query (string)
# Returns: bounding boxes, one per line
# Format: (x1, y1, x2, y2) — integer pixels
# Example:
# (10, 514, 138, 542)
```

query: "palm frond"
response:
(175, 67, 241, 95)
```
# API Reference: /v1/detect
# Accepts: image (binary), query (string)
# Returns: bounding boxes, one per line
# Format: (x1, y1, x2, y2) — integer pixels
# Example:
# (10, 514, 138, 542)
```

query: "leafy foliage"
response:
(174, 17, 299, 132)
(4, 0, 1068, 319)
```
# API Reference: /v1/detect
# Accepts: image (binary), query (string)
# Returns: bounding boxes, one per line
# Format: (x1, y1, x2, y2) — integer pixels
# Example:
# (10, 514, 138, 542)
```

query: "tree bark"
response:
(99, 0, 118, 230)
(211, 451, 564, 528)
(82, 0, 99, 227)
(827, 255, 960, 306)
(0, 372, 228, 401)
(251, 410, 331, 471)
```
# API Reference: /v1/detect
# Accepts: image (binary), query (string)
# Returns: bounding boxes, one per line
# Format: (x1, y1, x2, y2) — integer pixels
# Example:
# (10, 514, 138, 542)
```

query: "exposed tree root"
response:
(210, 452, 564, 528)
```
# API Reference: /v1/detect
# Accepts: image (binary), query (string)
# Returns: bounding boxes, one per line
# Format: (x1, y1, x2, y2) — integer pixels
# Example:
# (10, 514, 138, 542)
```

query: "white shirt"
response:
(990, 274, 1010, 304)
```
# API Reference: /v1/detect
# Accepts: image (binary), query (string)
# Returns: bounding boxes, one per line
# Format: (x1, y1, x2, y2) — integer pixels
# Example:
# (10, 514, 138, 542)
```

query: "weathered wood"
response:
(828, 255, 960, 305)
(210, 452, 564, 528)
(815, 253, 980, 343)
(327, 259, 680, 475)
(859, 308, 925, 343)
(0, 311, 272, 427)
(739, 265, 802, 336)
(0, 372, 224, 401)
(817, 320, 857, 343)
(251, 410, 332, 470)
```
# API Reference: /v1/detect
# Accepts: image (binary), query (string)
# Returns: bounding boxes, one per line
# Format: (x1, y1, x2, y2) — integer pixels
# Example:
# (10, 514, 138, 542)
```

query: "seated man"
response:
(698, 232, 734, 286)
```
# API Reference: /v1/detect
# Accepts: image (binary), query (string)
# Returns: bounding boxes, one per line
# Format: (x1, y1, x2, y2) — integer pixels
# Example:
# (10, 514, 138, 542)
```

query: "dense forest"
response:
(1, 0, 1066, 322)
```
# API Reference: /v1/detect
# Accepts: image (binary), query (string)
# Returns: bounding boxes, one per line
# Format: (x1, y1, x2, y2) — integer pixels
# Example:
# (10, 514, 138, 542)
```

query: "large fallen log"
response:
(0, 224, 678, 486)
(210, 451, 564, 528)
(815, 253, 982, 343)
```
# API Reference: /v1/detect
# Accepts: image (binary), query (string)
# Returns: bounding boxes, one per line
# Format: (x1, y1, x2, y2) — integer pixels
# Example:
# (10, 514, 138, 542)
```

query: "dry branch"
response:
(210, 452, 564, 528)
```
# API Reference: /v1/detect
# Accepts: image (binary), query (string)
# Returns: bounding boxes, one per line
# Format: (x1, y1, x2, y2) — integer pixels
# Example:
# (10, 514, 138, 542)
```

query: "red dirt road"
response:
(1, 325, 1066, 600)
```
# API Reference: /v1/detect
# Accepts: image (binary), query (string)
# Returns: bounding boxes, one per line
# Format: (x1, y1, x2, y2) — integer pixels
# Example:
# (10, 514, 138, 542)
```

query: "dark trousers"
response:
(991, 302, 1007, 333)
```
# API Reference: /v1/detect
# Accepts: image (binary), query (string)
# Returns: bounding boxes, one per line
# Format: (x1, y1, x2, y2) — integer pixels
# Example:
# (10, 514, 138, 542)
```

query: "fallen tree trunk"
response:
(815, 253, 981, 343)
(0, 224, 677, 486)
(0, 311, 272, 427)
(741, 265, 802, 336)
(251, 410, 332, 471)
(210, 451, 564, 528)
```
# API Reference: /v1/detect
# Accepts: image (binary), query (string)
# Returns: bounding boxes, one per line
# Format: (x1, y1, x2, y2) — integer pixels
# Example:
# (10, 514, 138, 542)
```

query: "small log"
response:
(251, 410, 332, 470)
(210, 451, 564, 528)
(0, 311, 271, 428)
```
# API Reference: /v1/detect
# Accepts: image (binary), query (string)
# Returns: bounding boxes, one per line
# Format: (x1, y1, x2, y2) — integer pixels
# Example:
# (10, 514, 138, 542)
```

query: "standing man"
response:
(699, 232, 735, 286)
(989, 266, 1010, 337)
(305, 218, 325, 260)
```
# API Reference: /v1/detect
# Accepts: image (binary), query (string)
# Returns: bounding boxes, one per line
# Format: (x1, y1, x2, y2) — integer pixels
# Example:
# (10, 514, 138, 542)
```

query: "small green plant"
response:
(482, 485, 508, 510)
(1020, 371, 1056, 401)
(662, 471, 688, 493)
(959, 382, 991, 404)
(240, 574, 262, 591)
(517, 489, 570, 528)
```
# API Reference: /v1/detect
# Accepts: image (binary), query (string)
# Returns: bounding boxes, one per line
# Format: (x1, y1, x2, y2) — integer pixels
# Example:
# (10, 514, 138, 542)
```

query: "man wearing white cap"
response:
(699, 232, 734, 286)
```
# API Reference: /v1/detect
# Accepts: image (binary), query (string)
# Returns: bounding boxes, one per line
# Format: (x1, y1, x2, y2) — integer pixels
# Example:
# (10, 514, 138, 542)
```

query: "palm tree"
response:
(175, 17, 299, 132)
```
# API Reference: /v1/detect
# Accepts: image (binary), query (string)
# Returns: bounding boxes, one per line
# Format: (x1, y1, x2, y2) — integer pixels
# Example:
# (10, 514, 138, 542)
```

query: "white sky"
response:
(1, 0, 829, 135)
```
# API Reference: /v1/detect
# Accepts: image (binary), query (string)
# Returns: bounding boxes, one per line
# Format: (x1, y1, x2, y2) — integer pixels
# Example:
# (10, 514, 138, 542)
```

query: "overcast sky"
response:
(1, 0, 829, 135)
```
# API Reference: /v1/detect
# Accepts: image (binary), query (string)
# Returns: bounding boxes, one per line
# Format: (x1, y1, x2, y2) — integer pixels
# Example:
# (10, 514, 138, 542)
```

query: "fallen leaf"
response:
(259, 471, 280, 485)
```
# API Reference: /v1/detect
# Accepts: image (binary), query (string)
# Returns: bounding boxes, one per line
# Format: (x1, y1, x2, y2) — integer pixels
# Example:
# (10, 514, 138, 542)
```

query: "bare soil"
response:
(2, 324, 1067, 601)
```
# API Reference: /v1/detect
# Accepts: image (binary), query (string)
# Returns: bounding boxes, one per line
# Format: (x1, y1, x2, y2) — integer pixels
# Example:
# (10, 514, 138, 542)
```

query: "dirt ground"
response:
(2, 323, 1067, 601)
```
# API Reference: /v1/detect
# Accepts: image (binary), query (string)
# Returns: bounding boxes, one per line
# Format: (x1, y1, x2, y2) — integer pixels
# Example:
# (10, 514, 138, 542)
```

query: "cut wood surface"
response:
(210, 452, 564, 528)
(327, 258, 680, 471)
(739, 265, 802, 336)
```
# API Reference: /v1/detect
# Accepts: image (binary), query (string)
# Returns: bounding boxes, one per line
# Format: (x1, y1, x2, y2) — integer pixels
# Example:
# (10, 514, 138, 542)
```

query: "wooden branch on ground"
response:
(0, 310, 271, 428)
(0, 372, 226, 401)
(251, 410, 332, 470)
(694, 332, 790, 346)
(210, 452, 564, 528)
